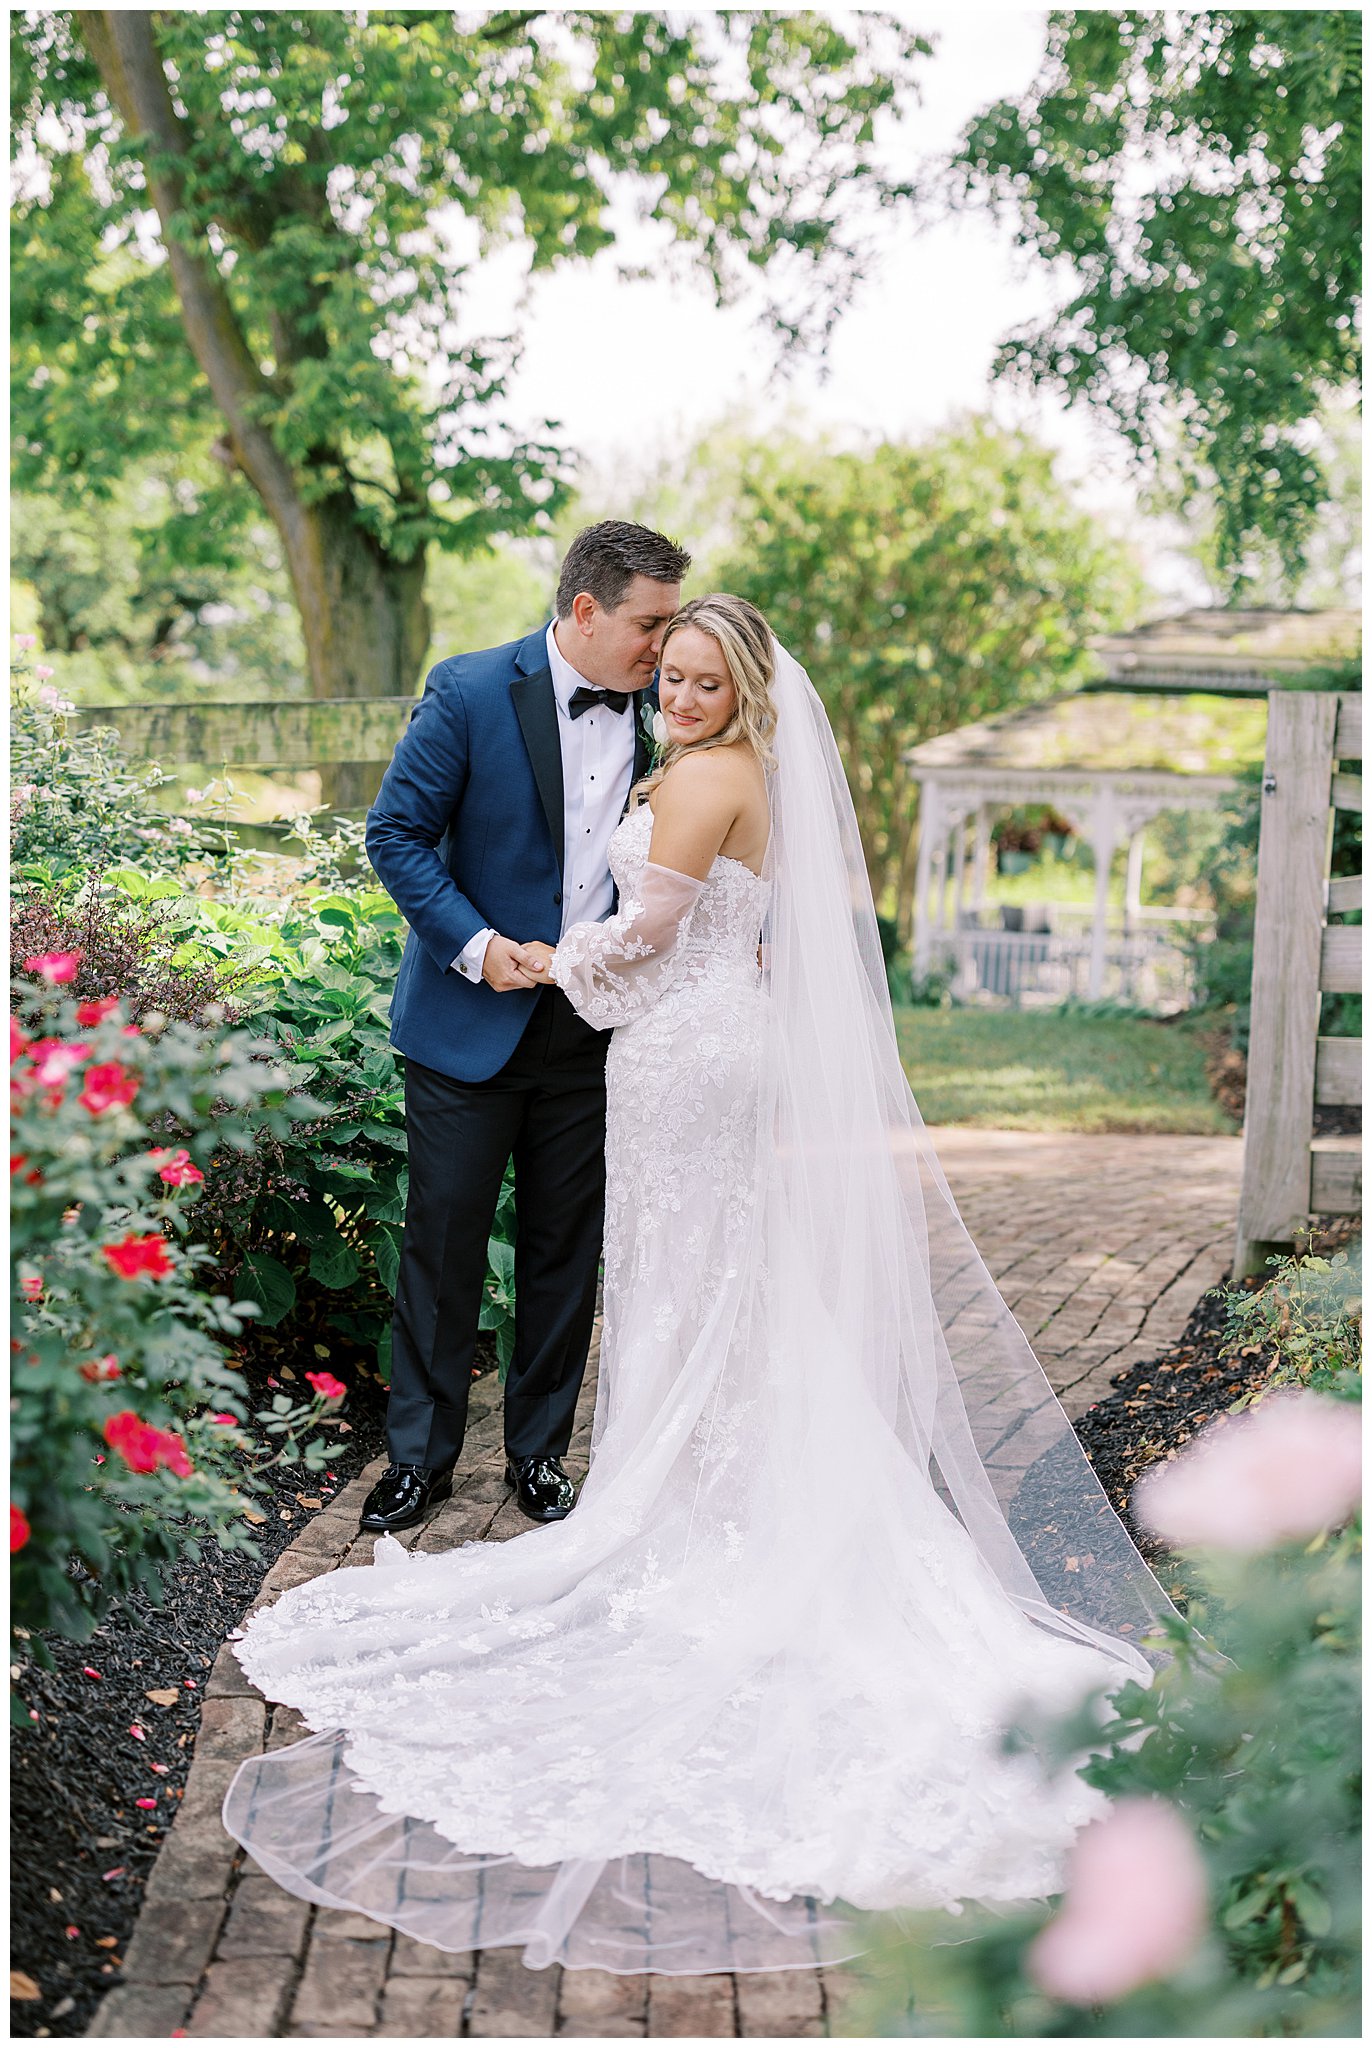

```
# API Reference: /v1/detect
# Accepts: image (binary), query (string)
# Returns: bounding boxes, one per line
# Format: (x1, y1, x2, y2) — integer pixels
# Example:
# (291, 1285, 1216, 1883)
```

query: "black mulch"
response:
(1072, 1212, 1363, 1578)
(9, 1334, 494, 2041)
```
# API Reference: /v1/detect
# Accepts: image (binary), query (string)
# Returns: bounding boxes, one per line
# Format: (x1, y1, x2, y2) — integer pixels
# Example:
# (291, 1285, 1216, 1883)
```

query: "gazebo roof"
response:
(905, 689, 1267, 789)
(1088, 606, 1360, 693)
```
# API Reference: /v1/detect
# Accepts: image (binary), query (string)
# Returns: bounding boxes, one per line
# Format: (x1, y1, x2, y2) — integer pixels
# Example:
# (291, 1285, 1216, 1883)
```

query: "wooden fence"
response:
(1233, 692, 1362, 1276)
(70, 696, 409, 807)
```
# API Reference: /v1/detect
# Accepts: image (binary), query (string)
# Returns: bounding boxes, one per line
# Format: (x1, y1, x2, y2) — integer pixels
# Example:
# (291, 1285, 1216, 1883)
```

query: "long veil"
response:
(221, 639, 1178, 1976)
(757, 641, 1173, 1664)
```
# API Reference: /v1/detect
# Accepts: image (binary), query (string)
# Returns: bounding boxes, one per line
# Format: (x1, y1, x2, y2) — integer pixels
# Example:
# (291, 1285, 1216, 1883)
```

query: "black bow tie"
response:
(568, 684, 631, 719)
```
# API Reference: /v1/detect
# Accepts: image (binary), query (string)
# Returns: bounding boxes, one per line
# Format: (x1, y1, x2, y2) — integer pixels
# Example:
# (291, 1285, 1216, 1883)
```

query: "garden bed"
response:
(1075, 1213, 1362, 1576)
(9, 1336, 492, 2041)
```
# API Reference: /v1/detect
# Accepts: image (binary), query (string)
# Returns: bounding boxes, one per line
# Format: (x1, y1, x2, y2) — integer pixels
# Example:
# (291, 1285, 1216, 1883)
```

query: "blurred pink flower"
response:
(35, 664, 54, 680)
(24, 950, 83, 985)
(1134, 1390, 1362, 1553)
(1028, 1799, 1208, 2005)
(14, 633, 37, 650)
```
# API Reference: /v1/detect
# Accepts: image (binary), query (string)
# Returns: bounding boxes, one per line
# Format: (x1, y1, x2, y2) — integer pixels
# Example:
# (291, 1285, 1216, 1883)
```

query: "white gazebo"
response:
(905, 606, 1361, 1009)
(906, 692, 1256, 1007)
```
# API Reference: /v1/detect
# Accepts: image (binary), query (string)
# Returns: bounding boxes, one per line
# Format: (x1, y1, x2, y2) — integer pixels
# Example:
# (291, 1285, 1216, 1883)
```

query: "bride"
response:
(224, 595, 1177, 1974)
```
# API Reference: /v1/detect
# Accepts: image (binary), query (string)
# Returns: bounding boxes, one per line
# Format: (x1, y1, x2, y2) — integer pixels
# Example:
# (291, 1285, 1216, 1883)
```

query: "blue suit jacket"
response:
(365, 627, 654, 1083)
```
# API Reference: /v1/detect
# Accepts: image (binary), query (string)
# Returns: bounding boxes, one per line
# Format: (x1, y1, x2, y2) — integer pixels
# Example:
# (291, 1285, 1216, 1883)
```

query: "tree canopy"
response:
(707, 420, 1142, 931)
(12, 9, 928, 736)
(953, 9, 1361, 582)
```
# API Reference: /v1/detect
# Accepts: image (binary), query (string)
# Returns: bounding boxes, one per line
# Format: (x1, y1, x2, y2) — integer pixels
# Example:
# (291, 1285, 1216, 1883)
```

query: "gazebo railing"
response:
(924, 925, 1197, 1011)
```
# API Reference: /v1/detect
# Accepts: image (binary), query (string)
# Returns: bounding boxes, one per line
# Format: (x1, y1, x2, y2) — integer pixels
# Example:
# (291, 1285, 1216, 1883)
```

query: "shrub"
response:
(1219, 1246, 1362, 1406)
(100, 824, 518, 1380)
(10, 960, 338, 1653)
(9, 674, 204, 891)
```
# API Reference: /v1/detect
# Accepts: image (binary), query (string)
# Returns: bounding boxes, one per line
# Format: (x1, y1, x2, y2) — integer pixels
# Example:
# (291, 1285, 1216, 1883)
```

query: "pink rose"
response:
(23, 950, 82, 985)
(1134, 1389, 1362, 1553)
(306, 1369, 347, 1403)
(30, 1040, 92, 1089)
(79, 1061, 140, 1115)
(1028, 1799, 1208, 2004)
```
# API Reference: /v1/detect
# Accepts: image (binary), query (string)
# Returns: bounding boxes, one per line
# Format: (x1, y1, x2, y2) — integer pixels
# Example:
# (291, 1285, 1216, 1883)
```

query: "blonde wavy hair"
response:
(634, 593, 778, 806)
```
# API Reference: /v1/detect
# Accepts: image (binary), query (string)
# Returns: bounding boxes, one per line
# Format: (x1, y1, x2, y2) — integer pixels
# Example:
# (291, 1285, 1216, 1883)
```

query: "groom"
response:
(359, 521, 690, 1532)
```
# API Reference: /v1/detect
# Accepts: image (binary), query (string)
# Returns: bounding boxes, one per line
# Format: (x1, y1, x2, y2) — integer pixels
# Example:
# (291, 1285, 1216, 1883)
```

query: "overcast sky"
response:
(451, 6, 1207, 606)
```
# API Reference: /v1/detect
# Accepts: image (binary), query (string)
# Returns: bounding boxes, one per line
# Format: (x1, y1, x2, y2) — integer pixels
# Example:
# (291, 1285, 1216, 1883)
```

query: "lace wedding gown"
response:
(225, 781, 1162, 1973)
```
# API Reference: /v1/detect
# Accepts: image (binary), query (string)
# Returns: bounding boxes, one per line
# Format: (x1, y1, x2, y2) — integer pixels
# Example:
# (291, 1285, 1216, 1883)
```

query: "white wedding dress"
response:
(224, 647, 1175, 1973)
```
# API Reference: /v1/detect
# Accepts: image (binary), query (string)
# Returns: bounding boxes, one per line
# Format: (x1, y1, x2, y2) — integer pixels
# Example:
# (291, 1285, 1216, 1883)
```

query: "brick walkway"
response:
(87, 1128, 1242, 2039)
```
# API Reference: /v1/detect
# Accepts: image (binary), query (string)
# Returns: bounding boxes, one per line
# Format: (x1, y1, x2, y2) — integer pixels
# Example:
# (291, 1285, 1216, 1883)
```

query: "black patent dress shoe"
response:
(505, 1454, 577, 1522)
(358, 1462, 453, 1532)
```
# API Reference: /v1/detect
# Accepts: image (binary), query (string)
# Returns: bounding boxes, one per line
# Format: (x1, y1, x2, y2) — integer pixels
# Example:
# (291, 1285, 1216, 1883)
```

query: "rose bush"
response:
(10, 960, 340, 1658)
(100, 817, 518, 1380)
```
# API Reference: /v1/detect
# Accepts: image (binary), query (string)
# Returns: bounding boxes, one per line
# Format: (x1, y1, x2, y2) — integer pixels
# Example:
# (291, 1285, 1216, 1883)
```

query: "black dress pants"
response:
(384, 985, 610, 1472)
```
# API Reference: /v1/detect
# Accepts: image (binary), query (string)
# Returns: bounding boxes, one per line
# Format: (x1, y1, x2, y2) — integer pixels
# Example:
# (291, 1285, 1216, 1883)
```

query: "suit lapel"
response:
(511, 632, 564, 879)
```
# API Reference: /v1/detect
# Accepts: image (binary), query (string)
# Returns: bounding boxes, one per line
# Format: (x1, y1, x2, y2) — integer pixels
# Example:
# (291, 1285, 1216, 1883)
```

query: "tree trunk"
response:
(79, 11, 426, 813)
(284, 498, 432, 810)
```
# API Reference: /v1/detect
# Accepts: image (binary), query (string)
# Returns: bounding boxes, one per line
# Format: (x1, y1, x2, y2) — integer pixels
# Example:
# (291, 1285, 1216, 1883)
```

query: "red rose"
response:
(102, 1410, 192, 1478)
(79, 1354, 121, 1383)
(79, 1062, 140, 1115)
(152, 1427, 194, 1479)
(75, 997, 122, 1025)
(19, 1275, 42, 1302)
(102, 1234, 174, 1281)
(305, 1370, 347, 1403)
(103, 1411, 162, 1473)
(11, 1503, 31, 1552)
(148, 1147, 205, 1187)
(23, 950, 82, 985)
(10, 1016, 28, 1064)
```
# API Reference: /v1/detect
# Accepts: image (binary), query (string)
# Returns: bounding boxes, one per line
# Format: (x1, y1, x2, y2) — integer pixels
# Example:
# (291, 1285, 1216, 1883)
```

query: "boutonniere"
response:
(639, 699, 669, 764)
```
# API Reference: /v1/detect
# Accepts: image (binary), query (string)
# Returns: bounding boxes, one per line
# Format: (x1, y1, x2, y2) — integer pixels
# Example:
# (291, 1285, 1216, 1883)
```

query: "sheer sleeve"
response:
(548, 861, 705, 1029)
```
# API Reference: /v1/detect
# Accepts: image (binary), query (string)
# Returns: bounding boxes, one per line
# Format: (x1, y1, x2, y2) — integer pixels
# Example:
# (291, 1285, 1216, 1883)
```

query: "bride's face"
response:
(658, 626, 737, 743)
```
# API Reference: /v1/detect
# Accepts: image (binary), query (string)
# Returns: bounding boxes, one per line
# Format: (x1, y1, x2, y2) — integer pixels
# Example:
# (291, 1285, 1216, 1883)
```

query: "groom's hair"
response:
(555, 521, 692, 618)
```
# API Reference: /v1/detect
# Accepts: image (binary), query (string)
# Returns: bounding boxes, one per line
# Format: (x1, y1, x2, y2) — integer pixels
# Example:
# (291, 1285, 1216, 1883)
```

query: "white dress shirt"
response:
(453, 622, 638, 982)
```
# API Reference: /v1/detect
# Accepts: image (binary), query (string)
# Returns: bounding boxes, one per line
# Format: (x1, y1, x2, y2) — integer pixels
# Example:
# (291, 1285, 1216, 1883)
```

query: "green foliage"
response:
(709, 420, 1141, 931)
(848, 1530, 1361, 2037)
(954, 11, 1361, 582)
(10, 673, 203, 888)
(101, 813, 518, 1382)
(12, 9, 929, 684)
(9, 973, 336, 1648)
(1220, 1247, 1363, 1405)
(11, 468, 307, 705)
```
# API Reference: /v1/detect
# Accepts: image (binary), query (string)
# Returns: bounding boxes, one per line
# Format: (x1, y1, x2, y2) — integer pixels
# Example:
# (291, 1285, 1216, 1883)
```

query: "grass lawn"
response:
(894, 1006, 1239, 1135)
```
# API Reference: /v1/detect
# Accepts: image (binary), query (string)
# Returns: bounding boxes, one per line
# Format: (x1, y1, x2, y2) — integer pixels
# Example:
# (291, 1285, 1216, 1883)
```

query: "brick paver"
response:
(86, 1127, 1242, 2039)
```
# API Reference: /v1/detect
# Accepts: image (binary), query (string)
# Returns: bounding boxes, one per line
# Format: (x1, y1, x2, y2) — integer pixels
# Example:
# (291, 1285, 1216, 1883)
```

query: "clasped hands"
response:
(482, 934, 557, 992)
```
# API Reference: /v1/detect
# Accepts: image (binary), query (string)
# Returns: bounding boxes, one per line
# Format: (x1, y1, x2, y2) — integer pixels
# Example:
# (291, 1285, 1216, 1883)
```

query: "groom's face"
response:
(571, 576, 681, 691)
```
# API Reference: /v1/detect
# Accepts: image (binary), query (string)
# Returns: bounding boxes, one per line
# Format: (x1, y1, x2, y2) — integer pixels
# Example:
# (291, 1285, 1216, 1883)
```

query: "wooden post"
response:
(1233, 693, 1340, 1275)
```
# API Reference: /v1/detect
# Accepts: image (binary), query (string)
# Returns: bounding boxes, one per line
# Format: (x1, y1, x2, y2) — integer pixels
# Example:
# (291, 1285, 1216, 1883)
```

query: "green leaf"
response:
(309, 1241, 360, 1290)
(237, 1253, 297, 1329)
(374, 1226, 401, 1297)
